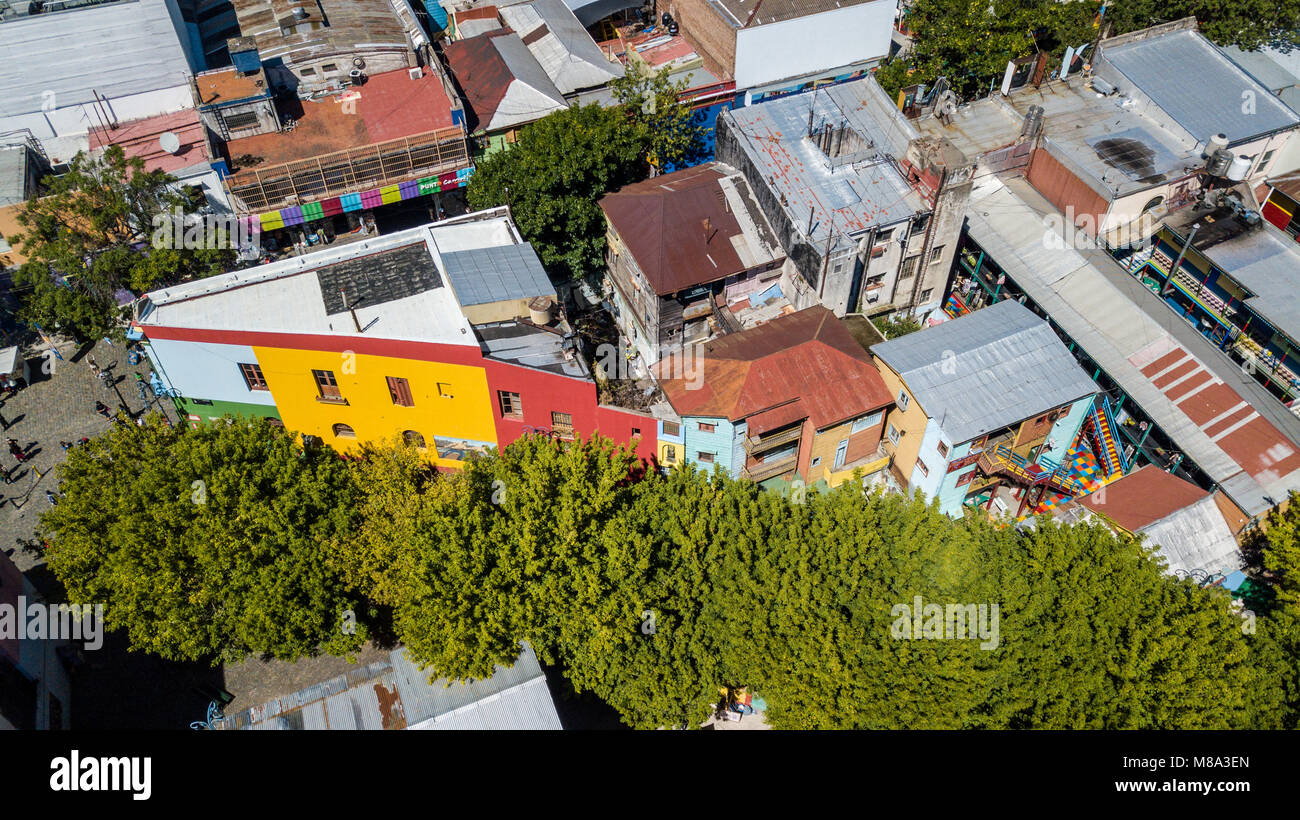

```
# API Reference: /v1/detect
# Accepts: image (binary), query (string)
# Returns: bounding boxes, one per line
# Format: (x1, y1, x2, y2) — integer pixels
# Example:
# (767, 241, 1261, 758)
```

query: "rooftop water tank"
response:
(1204, 132, 1229, 159)
(1226, 154, 1252, 182)
(1206, 149, 1233, 178)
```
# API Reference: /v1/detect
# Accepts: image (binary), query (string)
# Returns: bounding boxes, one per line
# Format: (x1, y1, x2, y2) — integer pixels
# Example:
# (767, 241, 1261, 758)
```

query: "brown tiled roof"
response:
(654, 306, 894, 428)
(600, 164, 749, 295)
(1078, 465, 1210, 533)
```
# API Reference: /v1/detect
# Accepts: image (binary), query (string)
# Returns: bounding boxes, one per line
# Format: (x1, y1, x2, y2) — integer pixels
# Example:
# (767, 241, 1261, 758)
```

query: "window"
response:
(913, 214, 930, 234)
(1140, 195, 1165, 215)
(937, 441, 950, 459)
(239, 362, 268, 390)
(929, 246, 946, 265)
(402, 430, 426, 448)
(811, 457, 822, 467)
(664, 445, 676, 463)
(437, 382, 453, 398)
(887, 424, 900, 445)
(301, 67, 317, 76)
(322, 63, 339, 73)
(1260, 150, 1276, 174)
(899, 255, 920, 281)
(498, 391, 522, 419)
(897, 390, 910, 412)
(631, 427, 641, 438)
(223, 110, 260, 131)
(699, 422, 716, 433)
(916, 458, 929, 477)
(387, 376, 414, 407)
(697, 451, 715, 463)
(551, 411, 575, 439)
(851, 410, 883, 434)
(919, 288, 933, 302)
(313, 369, 341, 399)
(663, 421, 681, 437)
(332, 423, 356, 438)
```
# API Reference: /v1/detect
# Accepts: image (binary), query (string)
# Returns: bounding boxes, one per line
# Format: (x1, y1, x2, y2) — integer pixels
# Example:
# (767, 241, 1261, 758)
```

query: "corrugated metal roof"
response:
(723, 78, 925, 253)
(964, 176, 1300, 517)
(872, 299, 1098, 444)
(442, 242, 554, 306)
(1221, 45, 1300, 94)
(715, 0, 882, 27)
(226, 643, 561, 730)
(0, 0, 194, 118)
(1188, 222, 1300, 344)
(0, 144, 33, 206)
(1099, 29, 1300, 144)
(1138, 495, 1244, 577)
(445, 30, 568, 132)
(477, 320, 587, 377)
(499, 0, 622, 95)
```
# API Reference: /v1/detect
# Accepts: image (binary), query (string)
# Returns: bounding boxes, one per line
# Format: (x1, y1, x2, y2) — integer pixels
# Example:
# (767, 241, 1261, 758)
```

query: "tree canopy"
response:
(39, 415, 366, 664)
(8, 145, 232, 342)
(40, 428, 1300, 727)
(465, 75, 703, 282)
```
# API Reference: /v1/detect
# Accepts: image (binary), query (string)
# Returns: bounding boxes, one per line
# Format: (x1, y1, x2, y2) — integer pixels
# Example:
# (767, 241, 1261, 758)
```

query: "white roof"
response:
(498, 0, 622, 96)
(139, 214, 525, 346)
(0, 0, 194, 117)
(1138, 495, 1244, 578)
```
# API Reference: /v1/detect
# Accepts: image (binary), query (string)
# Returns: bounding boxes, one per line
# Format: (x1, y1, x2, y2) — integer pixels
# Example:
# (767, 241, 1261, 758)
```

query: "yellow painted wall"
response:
(658, 440, 681, 467)
(825, 453, 890, 488)
(253, 345, 498, 469)
(872, 356, 930, 487)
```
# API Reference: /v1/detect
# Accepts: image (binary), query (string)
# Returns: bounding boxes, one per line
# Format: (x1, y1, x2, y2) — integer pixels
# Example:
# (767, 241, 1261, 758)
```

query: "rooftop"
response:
(138, 211, 523, 345)
(965, 175, 1300, 517)
(1096, 25, 1300, 146)
(441, 242, 555, 307)
(599, 162, 783, 295)
(1221, 45, 1300, 94)
(722, 78, 926, 253)
(0, 0, 193, 119)
(477, 320, 587, 377)
(194, 67, 270, 106)
(0, 143, 36, 206)
(223, 67, 456, 172)
(711, 0, 882, 27)
(871, 299, 1099, 444)
(1162, 188, 1300, 344)
(1078, 465, 1243, 576)
(230, 0, 414, 65)
(89, 109, 209, 175)
(444, 29, 568, 132)
(498, 0, 622, 94)
(655, 305, 894, 428)
(219, 642, 561, 730)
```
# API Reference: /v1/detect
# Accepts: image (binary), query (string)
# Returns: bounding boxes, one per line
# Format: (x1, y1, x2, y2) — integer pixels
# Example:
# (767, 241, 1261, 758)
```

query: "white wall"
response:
(733, 1, 896, 90)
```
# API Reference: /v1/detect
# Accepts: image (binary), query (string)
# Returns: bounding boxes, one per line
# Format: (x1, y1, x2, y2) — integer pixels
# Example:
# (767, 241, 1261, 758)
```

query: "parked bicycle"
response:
(189, 700, 227, 730)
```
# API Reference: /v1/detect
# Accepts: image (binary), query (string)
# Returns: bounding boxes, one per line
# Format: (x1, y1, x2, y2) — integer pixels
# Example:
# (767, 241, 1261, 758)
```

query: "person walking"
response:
(45, 489, 58, 506)
(7, 438, 25, 462)
(59, 440, 72, 453)
(95, 400, 110, 419)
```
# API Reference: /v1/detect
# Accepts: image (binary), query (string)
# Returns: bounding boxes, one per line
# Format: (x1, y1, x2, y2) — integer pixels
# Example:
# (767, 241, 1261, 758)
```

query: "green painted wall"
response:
(177, 396, 282, 424)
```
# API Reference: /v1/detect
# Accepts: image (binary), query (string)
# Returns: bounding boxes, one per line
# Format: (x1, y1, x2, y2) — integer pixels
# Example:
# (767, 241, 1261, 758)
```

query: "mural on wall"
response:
(434, 435, 496, 462)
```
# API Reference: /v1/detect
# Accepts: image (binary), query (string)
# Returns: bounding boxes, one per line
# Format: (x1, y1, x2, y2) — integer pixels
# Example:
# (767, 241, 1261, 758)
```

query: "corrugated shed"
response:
(1138, 494, 1245, 577)
(499, 0, 622, 95)
(1099, 29, 1300, 144)
(224, 643, 560, 730)
(872, 299, 1098, 444)
(442, 242, 554, 306)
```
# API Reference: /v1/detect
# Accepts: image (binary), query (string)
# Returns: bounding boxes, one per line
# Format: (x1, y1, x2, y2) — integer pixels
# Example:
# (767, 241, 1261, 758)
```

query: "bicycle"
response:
(190, 700, 227, 730)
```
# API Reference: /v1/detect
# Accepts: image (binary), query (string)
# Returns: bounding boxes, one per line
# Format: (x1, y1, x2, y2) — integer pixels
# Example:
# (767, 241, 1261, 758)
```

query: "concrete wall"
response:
(671, 0, 737, 80)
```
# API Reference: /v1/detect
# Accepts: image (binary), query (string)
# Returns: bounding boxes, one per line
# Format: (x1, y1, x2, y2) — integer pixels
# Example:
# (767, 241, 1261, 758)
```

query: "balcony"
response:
(743, 453, 798, 482)
(744, 424, 803, 454)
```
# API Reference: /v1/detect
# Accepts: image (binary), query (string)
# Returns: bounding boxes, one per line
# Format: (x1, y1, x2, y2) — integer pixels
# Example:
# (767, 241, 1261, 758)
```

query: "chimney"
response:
(342, 289, 362, 332)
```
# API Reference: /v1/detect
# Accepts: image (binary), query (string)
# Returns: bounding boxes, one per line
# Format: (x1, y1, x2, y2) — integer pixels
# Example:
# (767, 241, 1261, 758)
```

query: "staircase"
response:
(1084, 398, 1126, 477)
(978, 445, 1087, 496)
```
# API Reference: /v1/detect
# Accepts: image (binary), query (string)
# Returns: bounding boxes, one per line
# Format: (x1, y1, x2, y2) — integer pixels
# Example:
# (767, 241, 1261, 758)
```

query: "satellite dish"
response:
(159, 132, 181, 154)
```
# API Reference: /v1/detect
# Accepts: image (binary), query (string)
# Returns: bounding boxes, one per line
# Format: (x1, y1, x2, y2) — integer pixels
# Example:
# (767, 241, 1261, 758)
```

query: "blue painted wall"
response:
(147, 338, 278, 408)
(682, 416, 737, 475)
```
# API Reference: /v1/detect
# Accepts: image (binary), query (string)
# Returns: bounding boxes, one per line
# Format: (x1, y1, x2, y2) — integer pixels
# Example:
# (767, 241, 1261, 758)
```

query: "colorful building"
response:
(134, 208, 656, 468)
(871, 299, 1100, 518)
(653, 305, 894, 489)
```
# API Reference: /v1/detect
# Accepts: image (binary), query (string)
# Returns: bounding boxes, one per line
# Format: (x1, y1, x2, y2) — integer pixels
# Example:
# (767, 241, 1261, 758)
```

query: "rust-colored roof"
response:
(1078, 465, 1209, 533)
(600, 164, 748, 295)
(444, 30, 515, 132)
(223, 67, 455, 172)
(194, 68, 266, 105)
(90, 109, 208, 174)
(654, 306, 894, 428)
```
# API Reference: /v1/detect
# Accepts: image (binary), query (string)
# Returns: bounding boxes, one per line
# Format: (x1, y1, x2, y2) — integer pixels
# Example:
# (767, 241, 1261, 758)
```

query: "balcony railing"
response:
(226, 125, 471, 212)
(745, 424, 803, 454)
(743, 454, 798, 482)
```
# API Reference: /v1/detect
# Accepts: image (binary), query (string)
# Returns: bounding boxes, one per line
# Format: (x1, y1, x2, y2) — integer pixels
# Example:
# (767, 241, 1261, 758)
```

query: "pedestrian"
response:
(77, 437, 90, 447)
(87, 355, 99, 374)
(7, 438, 24, 462)
(0, 411, 7, 431)
(45, 490, 57, 506)
(95, 400, 110, 419)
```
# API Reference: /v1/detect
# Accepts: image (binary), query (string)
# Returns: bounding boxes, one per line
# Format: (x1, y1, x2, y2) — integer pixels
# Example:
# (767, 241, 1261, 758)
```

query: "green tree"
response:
(39, 415, 366, 664)
(611, 60, 707, 173)
(8, 145, 233, 342)
(466, 104, 645, 280)
(1259, 492, 1300, 609)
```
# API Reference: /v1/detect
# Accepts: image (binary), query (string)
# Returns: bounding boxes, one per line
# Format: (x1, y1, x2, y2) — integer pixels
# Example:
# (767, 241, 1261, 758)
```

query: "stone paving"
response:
(0, 336, 176, 572)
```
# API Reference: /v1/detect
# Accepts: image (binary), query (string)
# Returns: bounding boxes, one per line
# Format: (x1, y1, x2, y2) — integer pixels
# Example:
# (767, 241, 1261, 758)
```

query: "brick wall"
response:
(671, 0, 737, 80)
